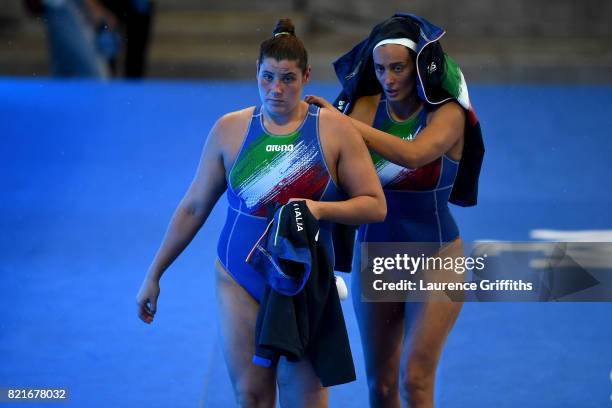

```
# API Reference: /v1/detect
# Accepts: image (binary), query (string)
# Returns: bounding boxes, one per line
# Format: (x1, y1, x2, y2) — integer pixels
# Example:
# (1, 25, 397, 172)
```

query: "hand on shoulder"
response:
(304, 95, 337, 111)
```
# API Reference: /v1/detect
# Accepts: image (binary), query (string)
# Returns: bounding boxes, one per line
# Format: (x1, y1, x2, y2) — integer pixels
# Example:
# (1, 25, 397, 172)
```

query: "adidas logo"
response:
(266, 144, 294, 152)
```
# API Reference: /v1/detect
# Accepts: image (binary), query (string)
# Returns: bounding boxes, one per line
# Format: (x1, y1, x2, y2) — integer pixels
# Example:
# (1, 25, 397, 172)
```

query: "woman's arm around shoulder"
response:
(354, 101, 465, 168)
(409, 101, 465, 166)
(312, 107, 386, 225)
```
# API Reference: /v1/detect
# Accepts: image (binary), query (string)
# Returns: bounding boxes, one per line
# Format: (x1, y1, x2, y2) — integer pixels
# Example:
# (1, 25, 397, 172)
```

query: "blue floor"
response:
(1, 79, 611, 407)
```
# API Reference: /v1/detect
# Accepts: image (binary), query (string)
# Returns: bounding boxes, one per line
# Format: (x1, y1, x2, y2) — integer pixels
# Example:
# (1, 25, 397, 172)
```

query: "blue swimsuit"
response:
(217, 104, 342, 301)
(358, 98, 460, 244)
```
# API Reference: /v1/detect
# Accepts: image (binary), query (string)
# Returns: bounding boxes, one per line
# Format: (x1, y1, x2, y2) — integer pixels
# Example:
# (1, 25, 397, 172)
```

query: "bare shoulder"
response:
(213, 107, 255, 137)
(319, 107, 360, 142)
(350, 94, 381, 124)
(353, 94, 381, 110)
(427, 101, 465, 127)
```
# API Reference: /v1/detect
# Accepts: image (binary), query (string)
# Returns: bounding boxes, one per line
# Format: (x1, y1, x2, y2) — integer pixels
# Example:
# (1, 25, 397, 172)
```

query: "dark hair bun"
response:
(272, 18, 296, 36)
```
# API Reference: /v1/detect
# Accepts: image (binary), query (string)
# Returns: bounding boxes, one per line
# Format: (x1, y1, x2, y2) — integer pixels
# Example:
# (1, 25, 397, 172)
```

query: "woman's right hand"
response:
(136, 277, 160, 324)
(304, 95, 338, 112)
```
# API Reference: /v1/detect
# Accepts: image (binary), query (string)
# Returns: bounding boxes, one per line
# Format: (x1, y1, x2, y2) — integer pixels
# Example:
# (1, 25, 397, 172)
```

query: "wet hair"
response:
(258, 18, 308, 73)
(374, 17, 420, 60)
(358, 16, 421, 95)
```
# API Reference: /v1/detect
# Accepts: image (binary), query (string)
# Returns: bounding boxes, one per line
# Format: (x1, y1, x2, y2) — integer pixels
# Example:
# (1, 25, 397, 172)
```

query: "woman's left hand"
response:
(305, 95, 337, 112)
(288, 198, 321, 220)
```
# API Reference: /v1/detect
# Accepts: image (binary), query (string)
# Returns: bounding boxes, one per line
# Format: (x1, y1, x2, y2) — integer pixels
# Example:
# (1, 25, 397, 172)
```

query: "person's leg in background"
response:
(98, 0, 154, 78)
(43, 0, 109, 78)
(124, 0, 154, 78)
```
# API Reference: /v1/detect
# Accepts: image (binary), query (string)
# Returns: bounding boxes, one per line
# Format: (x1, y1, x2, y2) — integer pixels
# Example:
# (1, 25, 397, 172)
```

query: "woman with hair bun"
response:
(136, 18, 386, 407)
